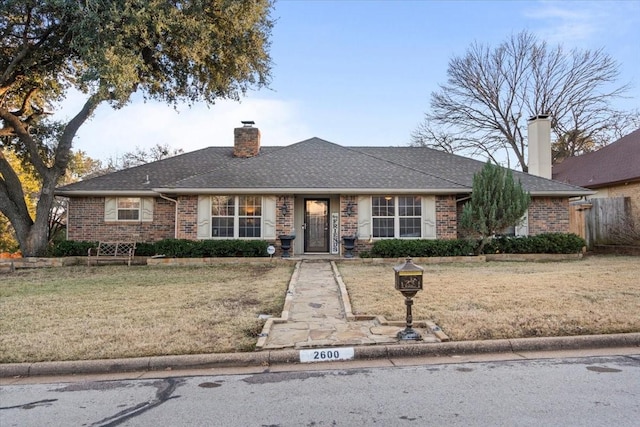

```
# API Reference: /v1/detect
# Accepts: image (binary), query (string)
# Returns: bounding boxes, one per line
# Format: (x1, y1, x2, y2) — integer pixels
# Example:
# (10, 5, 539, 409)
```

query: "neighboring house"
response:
(553, 128, 640, 221)
(56, 118, 591, 257)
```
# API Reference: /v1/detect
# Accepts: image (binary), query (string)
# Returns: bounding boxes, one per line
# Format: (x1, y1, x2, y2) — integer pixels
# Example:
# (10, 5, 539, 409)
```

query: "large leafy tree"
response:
(460, 162, 531, 255)
(411, 30, 634, 170)
(0, 0, 273, 256)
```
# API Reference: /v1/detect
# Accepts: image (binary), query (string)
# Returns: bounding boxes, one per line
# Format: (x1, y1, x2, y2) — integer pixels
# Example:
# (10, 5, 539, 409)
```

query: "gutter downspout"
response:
(159, 194, 179, 239)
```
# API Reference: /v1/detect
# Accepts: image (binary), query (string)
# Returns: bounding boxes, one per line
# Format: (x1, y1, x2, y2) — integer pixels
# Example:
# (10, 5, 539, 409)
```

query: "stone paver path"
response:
(261, 260, 439, 350)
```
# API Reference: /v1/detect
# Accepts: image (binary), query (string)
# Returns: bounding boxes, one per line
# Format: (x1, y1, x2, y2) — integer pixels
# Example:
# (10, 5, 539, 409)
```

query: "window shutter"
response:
(104, 197, 117, 221)
(422, 196, 436, 239)
(263, 196, 277, 239)
(357, 196, 371, 239)
(141, 198, 154, 222)
(515, 210, 529, 236)
(197, 196, 211, 239)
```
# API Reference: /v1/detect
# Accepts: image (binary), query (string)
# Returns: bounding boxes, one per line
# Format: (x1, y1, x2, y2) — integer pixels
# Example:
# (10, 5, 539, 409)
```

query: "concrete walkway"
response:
(257, 260, 442, 350)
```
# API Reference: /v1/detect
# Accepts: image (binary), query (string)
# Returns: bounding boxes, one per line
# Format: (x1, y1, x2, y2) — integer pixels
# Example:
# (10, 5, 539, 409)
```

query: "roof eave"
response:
(152, 187, 472, 195)
(55, 188, 594, 198)
(581, 177, 640, 190)
(529, 190, 595, 197)
(55, 190, 158, 197)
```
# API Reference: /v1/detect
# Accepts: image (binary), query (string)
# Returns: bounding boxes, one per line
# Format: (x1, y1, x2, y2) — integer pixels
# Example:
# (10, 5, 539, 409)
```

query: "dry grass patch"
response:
(338, 255, 640, 341)
(0, 263, 293, 363)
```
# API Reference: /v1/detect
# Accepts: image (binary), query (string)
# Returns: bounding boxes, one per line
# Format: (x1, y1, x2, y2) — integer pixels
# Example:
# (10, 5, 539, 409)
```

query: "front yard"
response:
(339, 255, 640, 341)
(1, 255, 638, 363)
(0, 263, 293, 363)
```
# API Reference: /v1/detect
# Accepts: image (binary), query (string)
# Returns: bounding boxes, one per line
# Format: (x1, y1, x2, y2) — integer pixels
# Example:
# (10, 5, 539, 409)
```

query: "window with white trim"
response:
(238, 195, 262, 237)
(372, 196, 422, 238)
(117, 197, 141, 221)
(500, 211, 529, 237)
(211, 196, 262, 238)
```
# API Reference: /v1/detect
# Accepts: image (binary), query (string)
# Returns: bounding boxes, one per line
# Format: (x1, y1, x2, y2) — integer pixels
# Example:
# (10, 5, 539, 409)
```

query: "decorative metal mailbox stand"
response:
(394, 257, 424, 341)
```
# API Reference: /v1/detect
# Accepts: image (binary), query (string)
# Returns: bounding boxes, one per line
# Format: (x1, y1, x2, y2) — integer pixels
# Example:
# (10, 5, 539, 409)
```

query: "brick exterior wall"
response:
(176, 196, 198, 239)
(528, 197, 570, 234)
(66, 194, 574, 252)
(271, 195, 294, 257)
(66, 197, 175, 242)
(436, 195, 458, 239)
(340, 195, 358, 237)
(276, 195, 294, 236)
(606, 181, 640, 223)
(455, 196, 571, 237)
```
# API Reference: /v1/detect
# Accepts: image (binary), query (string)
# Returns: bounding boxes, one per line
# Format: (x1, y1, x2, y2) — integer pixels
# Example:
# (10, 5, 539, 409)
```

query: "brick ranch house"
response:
(55, 117, 591, 257)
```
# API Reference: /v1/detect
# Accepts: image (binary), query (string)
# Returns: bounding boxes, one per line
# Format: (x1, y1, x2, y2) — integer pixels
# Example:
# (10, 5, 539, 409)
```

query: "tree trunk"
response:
(1, 95, 101, 257)
(20, 223, 50, 257)
(475, 237, 489, 256)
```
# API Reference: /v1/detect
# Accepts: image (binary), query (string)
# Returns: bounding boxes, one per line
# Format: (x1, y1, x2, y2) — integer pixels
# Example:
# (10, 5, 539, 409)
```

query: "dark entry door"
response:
(304, 199, 329, 252)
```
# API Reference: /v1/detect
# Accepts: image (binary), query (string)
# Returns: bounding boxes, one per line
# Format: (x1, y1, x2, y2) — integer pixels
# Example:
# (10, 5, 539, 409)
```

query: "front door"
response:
(304, 199, 329, 252)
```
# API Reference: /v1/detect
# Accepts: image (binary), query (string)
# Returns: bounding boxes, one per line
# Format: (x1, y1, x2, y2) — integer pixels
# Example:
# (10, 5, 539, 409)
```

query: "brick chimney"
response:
(234, 121, 260, 158)
(527, 115, 552, 179)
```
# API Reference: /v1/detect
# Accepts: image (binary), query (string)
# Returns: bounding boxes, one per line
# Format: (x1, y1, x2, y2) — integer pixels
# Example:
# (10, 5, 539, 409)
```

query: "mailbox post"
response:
(394, 257, 424, 340)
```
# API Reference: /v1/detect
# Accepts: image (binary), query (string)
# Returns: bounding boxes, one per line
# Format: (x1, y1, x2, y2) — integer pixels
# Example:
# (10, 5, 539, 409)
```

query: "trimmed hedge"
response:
(49, 240, 98, 257)
(483, 233, 586, 255)
(50, 234, 585, 258)
(367, 233, 585, 258)
(368, 239, 476, 258)
(50, 239, 270, 258)
(152, 239, 269, 257)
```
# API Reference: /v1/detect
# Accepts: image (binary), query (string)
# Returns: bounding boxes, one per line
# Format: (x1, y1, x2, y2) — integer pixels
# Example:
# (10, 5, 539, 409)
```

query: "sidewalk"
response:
(257, 260, 442, 350)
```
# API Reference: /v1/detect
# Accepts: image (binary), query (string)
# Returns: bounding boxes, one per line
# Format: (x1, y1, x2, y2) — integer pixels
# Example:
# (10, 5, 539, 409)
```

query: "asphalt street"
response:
(1, 352, 639, 426)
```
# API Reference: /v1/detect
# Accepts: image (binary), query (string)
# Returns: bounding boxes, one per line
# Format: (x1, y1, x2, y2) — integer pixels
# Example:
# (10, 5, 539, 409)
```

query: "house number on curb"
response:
(299, 347, 355, 363)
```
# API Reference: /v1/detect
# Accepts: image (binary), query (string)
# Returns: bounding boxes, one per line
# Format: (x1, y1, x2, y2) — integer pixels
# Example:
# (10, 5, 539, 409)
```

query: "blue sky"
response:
(62, 0, 640, 162)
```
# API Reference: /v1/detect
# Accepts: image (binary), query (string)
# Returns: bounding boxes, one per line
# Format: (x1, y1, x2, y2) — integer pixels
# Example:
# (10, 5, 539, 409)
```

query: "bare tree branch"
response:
(413, 30, 633, 171)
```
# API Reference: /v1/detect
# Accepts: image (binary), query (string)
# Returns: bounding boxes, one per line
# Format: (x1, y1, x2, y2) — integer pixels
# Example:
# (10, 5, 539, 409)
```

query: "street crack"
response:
(90, 378, 182, 426)
(0, 399, 58, 410)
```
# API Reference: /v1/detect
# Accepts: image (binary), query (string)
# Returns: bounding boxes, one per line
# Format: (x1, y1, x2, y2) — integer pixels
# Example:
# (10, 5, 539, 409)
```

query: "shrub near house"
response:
(52, 234, 584, 259)
(365, 233, 584, 258)
(50, 239, 269, 258)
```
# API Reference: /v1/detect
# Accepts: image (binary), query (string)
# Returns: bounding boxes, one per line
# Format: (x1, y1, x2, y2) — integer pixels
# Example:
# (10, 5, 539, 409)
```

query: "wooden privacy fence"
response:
(570, 197, 632, 248)
(569, 202, 590, 242)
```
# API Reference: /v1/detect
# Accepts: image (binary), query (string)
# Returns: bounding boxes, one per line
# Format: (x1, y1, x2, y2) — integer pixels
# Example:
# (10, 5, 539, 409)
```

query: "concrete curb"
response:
(2, 333, 638, 378)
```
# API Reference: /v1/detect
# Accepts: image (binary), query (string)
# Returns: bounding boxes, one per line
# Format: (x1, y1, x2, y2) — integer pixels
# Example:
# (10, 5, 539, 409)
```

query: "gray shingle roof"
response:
(552, 128, 640, 188)
(170, 138, 467, 191)
(358, 146, 587, 194)
(56, 137, 591, 196)
(55, 146, 280, 193)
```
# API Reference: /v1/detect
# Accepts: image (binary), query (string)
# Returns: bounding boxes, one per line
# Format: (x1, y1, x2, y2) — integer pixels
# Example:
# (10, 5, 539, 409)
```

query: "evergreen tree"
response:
(461, 162, 531, 254)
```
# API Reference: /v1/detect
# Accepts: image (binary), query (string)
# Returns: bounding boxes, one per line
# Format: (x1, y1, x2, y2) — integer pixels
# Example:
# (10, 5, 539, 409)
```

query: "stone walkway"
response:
(258, 260, 442, 350)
